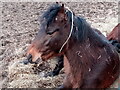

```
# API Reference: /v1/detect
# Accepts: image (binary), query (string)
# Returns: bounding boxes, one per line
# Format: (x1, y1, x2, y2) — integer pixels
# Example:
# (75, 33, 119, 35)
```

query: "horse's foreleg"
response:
(44, 55, 64, 77)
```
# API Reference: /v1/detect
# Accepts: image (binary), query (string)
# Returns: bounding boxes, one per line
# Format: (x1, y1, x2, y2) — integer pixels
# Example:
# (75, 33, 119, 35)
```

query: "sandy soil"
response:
(0, 2, 119, 88)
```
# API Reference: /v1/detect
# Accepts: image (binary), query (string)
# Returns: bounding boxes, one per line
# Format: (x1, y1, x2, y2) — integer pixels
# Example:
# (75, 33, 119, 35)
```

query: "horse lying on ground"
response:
(107, 24, 120, 53)
(23, 3, 120, 88)
(107, 24, 120, 43)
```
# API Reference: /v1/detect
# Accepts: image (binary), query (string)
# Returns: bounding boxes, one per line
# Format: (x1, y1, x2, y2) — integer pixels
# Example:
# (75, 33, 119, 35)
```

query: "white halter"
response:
(59, 7, 74, 53)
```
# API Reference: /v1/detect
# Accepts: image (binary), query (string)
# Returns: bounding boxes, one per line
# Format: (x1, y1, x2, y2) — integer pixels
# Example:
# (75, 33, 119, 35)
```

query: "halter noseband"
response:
(59, 7, 74, 53)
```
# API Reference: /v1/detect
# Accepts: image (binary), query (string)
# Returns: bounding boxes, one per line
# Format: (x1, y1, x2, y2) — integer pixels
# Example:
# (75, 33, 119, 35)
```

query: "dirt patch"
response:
(1, 2, 119, 88)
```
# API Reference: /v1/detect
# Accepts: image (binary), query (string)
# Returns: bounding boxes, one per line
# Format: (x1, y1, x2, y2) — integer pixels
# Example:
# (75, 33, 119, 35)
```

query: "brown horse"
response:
(42, 26, 120, 77)
(43, 25, 120, 77)
(107, 23, 120, 43)
(25, 3, 120, 88)
(107, 24, 120, 53)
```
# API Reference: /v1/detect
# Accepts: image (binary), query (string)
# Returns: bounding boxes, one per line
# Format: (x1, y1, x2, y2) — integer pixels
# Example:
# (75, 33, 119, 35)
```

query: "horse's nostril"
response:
(28, 57, 32, 63)
(26, 54, 32, 63)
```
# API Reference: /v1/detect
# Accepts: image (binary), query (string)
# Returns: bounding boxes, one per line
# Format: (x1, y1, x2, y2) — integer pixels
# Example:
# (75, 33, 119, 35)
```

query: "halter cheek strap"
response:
(59, 7, 74, 53)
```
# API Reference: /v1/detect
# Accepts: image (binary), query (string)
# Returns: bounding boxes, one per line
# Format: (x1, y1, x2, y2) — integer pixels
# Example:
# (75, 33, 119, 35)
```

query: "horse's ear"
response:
(56, 2, 58, 4)
(57, 3, 67, 20)
(59, 3, 65, 13)
(61, 4, 64, 8)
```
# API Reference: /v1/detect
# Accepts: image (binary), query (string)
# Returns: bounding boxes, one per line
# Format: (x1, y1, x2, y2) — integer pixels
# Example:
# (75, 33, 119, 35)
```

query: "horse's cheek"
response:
(49, 35, 60, 47)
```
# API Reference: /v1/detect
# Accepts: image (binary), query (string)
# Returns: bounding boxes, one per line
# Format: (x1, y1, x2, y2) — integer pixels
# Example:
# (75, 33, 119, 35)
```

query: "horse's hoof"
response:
(44, 72, 55, 77)
(57, 85, 64, 90)
(44, 71, 60, 77)
(57, 85, 70, 90)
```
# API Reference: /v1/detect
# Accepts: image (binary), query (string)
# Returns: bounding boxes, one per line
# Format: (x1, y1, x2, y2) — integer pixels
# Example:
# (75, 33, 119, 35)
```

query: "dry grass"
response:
(8, 59, 64, 88)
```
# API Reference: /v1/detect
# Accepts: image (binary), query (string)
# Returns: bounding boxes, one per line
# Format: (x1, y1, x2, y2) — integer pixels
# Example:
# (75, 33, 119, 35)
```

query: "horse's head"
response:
(25, 3, 73, 64)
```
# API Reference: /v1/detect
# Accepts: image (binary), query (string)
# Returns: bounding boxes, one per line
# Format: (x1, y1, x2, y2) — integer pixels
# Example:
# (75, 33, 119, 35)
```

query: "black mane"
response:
(73, 16, 90, 42)
(73, 16, 108, 46)
(42, 4, 61, 26)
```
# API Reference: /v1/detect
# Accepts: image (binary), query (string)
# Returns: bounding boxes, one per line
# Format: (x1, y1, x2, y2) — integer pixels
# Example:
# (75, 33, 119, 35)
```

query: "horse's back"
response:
(107, 23, 120, 42)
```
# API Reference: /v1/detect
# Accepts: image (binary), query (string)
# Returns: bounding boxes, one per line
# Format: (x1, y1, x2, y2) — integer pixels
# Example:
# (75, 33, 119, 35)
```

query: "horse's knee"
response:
(57, 85, 65, 90)
(62, 75, 73, 88)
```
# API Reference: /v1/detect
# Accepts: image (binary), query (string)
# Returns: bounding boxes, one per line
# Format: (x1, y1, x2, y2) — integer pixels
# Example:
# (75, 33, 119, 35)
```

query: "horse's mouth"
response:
(41, 51, 56, 60)
(41, 49, 64, 61)
(22, 50, 55, 65)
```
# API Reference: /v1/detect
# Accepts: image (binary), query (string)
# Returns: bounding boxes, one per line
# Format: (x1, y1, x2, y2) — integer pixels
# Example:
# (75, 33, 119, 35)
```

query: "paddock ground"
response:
(0, 2, 119, 88)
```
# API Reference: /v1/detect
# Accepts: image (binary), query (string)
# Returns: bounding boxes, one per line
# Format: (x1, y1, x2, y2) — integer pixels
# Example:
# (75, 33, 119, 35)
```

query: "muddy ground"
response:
(0, 2, 119, 88)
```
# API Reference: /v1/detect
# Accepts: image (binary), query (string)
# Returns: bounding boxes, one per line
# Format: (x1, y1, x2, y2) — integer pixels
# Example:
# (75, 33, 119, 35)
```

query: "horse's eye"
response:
(46, 29, 59, 35)
(61, 20, 64, 22)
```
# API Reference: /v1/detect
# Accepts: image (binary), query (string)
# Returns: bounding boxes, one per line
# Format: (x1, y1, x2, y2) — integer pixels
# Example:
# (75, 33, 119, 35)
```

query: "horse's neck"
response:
(88, 28, 108, 48)
(64, 39, 89, 73)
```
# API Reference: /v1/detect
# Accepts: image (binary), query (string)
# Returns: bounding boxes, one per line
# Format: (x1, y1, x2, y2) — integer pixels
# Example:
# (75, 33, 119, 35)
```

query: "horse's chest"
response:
(64, 56, 71, 74)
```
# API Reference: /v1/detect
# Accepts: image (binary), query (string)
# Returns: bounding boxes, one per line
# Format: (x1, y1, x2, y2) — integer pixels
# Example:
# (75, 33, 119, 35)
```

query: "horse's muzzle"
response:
(21, 54, 42, 65)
